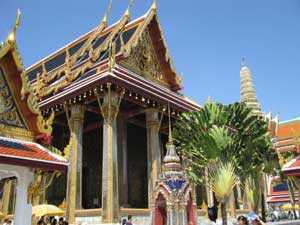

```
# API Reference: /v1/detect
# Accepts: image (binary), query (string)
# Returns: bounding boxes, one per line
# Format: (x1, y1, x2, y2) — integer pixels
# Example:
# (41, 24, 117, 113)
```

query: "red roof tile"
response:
(0, 137, 67, 172)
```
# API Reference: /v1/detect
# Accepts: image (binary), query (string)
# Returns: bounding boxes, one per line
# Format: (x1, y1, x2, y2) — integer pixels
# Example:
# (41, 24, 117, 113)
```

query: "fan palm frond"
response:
(210, 162, 238, 202)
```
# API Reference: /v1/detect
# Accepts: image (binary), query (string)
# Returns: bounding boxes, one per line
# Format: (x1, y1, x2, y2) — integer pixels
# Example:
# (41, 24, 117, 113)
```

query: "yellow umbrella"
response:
(0, 211, 4, 218)
(282, 203, 300, 210)
(32, 204, 64, 217)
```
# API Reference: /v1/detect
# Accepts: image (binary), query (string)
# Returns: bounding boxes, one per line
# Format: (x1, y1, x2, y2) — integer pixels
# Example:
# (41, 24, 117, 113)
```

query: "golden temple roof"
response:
(26, 2, 182, 101)
(0, 10, 54, 141)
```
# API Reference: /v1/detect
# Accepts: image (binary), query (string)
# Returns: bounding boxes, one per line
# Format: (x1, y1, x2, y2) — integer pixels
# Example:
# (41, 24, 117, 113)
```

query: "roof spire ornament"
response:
(101, 0, 112, 25)
(7, 9, 21, 43)
(151, 0, 157, 12)
(240, 57, 262, 115)
(241, 56, 246, 67)
(125, 0, 136, 18)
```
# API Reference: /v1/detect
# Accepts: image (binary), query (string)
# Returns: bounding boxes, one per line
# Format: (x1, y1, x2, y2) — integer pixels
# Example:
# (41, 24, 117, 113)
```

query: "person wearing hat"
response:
(2, 218, 11, 225)
(237, 215, 248, 225)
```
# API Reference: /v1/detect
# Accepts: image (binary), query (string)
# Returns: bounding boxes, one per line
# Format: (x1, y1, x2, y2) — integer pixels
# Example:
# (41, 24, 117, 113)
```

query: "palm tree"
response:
(210, 162, 238, 225)
(174, 102, 277, 222)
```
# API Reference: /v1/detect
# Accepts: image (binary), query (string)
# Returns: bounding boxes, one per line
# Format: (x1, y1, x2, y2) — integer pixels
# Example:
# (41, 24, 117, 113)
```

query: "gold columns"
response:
(145, 108, 161, 207)
(99, 84, 123, 224)
(65, 105, 85, 224)
(1, 179, 13, 215)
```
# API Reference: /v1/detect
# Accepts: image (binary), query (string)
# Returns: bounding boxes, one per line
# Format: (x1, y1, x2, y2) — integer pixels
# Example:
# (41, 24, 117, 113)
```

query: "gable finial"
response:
(151, 0, 157, 11)
(7, 9, 21, 43)
(124, 0, 136, 18)
(101, 0, 112, 25)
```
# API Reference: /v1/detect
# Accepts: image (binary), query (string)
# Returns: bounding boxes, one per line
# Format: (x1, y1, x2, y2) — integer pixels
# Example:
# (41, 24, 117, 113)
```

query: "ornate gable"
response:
(0, 10, 54, 141)
(121, 29, 170, 88)
(0, 68, 25, 128)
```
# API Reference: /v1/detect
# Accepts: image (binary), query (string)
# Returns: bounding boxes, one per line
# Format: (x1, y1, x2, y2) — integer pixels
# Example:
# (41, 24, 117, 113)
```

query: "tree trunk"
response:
(261, 190, 266, 222)
(221, 202, 227, 225)
(287, 178, 297, 219)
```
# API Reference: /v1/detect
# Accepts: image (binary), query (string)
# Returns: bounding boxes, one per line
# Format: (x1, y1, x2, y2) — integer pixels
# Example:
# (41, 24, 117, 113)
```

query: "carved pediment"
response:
(121, 30, 170, 88)
(0, 68, 25, 128)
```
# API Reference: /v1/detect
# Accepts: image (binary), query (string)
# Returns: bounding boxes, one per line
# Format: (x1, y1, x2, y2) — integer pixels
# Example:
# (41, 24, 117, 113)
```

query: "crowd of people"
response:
(121, 215, 133, 225)
(237, 215, 265, 225)
(36, 216, 68, 225)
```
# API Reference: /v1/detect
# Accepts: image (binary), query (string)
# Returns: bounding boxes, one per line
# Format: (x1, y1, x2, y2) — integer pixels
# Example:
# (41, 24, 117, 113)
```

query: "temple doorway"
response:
(154, 193, 167, 225)
(127, 123, 148, 208)
(82, 110, 103, 209)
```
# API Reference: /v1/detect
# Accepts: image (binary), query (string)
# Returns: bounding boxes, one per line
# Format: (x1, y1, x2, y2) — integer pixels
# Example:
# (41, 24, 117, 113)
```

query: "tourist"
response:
(237, 215, 248, 225)
(37, 220, 46, 225)
(249, 216, 265, 225)
(51, 218, 57, 225)
(3, 219, 11, 225)
(208, 206, 218, 223)
(121, 218, 127, 225)
(58, 217, 64, 225)
(125, 215, 133, 225)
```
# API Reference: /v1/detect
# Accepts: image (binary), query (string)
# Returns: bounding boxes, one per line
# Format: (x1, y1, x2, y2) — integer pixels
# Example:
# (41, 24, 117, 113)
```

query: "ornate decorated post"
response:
(1, 179, 13, 215)
(96, 83, 123, 224)
(146, 108, 162, 207)
(151, 107, 196, 225)
(65, 105, 85, 224)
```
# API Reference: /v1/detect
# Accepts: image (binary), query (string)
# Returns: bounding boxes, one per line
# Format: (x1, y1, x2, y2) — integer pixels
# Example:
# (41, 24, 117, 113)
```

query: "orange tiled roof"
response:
(0, 136, 67, 171)
(276, 118, 300, 140)
(282, 155, 300, 177)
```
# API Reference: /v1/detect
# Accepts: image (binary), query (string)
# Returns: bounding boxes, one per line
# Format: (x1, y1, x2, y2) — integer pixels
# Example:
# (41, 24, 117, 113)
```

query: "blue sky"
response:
(1, 0, 299, 121)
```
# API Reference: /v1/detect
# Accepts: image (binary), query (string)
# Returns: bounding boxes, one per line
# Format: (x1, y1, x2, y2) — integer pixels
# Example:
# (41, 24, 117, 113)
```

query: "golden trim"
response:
(0, 10, 55, 135)
(0, 124, 34, 141)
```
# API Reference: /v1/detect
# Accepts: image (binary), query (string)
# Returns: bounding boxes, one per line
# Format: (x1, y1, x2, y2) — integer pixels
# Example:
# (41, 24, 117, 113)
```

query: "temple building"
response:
(266, 118, 300, 205)
(0, 10, 68, 225)
(24, 1, 199, 224)
(1, 1, 292, 224)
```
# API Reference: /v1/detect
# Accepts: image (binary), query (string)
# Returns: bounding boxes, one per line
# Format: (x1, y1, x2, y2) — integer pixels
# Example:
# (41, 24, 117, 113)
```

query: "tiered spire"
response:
(163, 105, 181, 171)
(240, 57, 261, 115)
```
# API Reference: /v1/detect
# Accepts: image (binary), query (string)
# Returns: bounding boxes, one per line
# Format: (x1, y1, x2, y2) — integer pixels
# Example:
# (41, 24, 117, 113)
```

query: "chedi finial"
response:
(241, 56, 246, 67)
(163, 104, 181, 171)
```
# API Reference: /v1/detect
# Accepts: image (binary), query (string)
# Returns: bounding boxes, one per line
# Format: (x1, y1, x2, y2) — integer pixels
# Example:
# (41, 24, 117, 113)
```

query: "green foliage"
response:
(173, 102, 279, 185)
(245, 176, 260, 211)
(210, 162, 238, 203)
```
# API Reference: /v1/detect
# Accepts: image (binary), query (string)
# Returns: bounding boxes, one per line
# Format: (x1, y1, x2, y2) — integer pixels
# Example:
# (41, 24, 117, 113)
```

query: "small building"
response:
(0, 11, 68, 225)
(267, 118, 300, 205)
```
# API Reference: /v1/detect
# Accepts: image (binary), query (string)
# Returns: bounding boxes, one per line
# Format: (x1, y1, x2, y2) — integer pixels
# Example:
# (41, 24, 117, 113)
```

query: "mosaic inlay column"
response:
(101, 88, 122, 224)
(145, 108, 161, 207)
(65, 105, 84, 224)
(1, 179, 13, 215)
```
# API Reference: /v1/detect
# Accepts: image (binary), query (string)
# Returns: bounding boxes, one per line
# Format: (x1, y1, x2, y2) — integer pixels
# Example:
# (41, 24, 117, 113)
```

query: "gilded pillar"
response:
(65, 105, 85, 224)
(1, 179, 13, 215)
(100, 88, 122, 224)
(145, 108, 161, 207)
